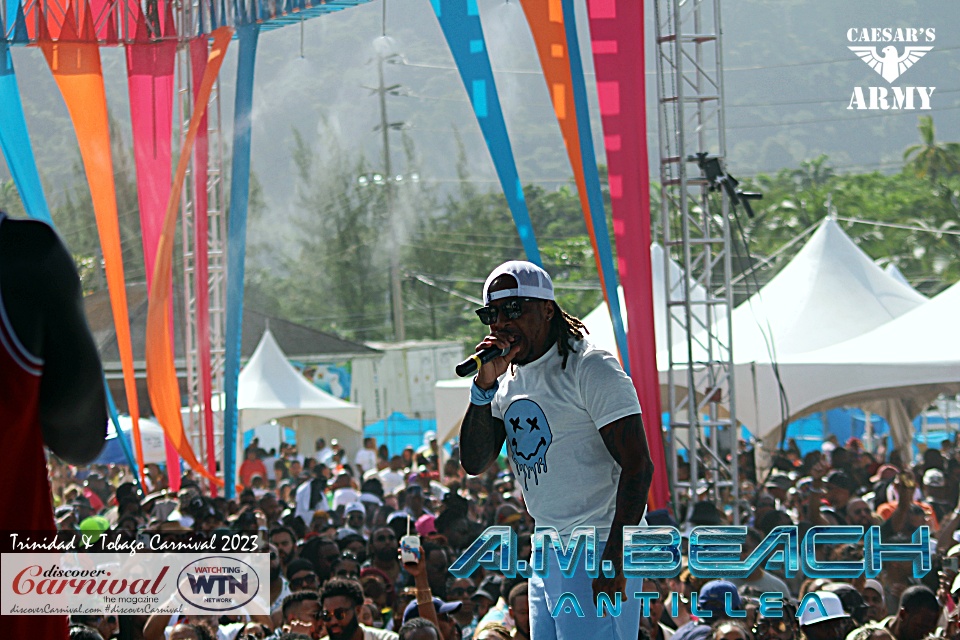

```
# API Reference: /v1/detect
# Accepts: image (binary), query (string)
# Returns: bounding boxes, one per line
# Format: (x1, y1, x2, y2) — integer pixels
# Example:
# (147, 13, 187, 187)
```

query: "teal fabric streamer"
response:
(4, 0, 28, 42)
(0, 34, 53, 223)
(223, 23, 260, 498)
(429, 0, 541, 265)
(561, 0, 629, 373)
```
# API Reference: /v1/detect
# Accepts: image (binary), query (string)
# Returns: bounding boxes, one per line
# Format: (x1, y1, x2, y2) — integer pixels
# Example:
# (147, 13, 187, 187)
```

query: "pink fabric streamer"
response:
(586, 0, 669, 511)
(85, 0, 116, 40)
(190, 35, 217, 496)
(125, 39, 175, 284)
(125, 11, 181, 491)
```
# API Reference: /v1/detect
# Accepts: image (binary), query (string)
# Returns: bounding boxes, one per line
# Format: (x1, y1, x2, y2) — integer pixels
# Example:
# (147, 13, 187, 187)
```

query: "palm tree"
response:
(903, 116, 960, 183)
(790, 154, 835, 190)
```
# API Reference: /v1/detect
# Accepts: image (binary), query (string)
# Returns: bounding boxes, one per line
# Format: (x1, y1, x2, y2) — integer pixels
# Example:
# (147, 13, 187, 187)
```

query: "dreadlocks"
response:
(548, 304, 588, 369)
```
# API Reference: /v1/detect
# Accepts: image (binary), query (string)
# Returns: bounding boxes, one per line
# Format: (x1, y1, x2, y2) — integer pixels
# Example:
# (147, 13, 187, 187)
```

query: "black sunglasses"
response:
(291, 573, 319, 588)
(321, 607, 352, 622)
(475, 298, 536, 325)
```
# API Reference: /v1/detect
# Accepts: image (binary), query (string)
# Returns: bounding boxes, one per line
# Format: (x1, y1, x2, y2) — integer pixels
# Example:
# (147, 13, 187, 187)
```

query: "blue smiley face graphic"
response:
(504, 399, 553, 490)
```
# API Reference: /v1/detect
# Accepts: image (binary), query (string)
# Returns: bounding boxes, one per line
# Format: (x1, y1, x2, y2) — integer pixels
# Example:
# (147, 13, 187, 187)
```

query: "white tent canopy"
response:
(94, 416, 167, 465)
(234, 329, 363, 463)
(435, 378, 473, 445)
(659, 217, 926, 395)
(669, 217, 928, 369)
(715, 218, 931, 442)
(586, 220, 926, 371)
(743, 281, 960, 457)
(884, 262, 915, 290)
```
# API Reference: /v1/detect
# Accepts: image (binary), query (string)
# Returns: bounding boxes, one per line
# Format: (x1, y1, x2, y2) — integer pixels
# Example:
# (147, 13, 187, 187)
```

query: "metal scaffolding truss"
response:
(2, 0, 370, 45)
(654, 0, 739, 521)
(177, 1, 227, 486)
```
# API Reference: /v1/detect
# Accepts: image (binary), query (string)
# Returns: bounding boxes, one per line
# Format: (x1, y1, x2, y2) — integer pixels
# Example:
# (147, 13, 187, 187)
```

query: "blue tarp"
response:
(667, 407, 957, 462)
(785, 407, 958, 458)
(364, 412, 437, 457)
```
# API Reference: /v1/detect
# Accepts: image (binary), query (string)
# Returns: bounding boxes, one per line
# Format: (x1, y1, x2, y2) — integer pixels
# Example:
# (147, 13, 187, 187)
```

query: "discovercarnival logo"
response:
(846, 27, 935, 110)
(177, 556, 260, 613)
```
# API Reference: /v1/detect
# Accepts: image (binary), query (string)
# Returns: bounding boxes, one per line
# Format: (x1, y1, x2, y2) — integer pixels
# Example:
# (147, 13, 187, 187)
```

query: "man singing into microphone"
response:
(459, 260, 654, 640)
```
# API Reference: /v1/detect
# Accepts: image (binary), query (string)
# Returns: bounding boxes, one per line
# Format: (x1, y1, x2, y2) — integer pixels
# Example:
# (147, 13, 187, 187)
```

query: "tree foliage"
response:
(903, 116, 960, 184)
(741, 123, 959, 297)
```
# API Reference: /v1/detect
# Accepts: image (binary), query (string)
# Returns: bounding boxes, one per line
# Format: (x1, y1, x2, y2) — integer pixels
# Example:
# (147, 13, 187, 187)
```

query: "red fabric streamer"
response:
(587, 0, 669, 511)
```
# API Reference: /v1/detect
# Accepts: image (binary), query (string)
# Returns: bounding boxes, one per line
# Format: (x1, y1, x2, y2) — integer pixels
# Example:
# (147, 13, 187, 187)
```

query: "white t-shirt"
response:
(491, 339, 640, 541)
(294, 479, 328, 524)
(270, 576, 291, 613)
(332, 487, 361, 511)
(378, 468, 405, 495)
(362, 625, 399, 639)
(316, 447, 334, 465)
(355, 448, 378, 474)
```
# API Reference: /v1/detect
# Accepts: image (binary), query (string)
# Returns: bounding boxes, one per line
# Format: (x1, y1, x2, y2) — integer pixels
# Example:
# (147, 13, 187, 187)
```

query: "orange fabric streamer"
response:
(519, 0, 607, 295)
(145, 26, 232, 487)
(40, 2, 147, 485)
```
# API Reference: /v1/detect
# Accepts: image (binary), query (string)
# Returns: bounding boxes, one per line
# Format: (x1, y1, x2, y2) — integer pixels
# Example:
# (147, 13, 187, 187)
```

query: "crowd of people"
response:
(52, 431, 960, 640)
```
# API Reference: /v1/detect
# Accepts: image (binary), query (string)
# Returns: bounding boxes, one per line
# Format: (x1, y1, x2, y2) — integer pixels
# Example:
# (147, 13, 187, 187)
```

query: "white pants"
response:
(528, 541, 643, 640)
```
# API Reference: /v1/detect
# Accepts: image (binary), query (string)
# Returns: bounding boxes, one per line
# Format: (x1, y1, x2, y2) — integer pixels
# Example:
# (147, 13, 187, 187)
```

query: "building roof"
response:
(84, 283, 380, 367)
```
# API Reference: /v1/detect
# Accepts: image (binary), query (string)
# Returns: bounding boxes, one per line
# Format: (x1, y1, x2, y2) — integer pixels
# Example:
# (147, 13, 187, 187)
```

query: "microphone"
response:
(455, 346, 510, 378)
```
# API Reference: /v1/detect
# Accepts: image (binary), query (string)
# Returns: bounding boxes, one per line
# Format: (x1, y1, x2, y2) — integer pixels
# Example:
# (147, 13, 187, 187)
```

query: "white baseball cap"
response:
(923, 468, 945, 487)
(483, 261, 555, 304)
(799, 592, 850, 626)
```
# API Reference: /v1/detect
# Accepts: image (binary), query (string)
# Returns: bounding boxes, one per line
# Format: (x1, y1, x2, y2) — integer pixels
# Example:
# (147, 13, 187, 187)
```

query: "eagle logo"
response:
(848, 45, 933, 83)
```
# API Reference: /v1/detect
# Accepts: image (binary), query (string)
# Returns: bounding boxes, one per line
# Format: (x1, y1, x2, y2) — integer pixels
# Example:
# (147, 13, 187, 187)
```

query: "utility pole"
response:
(376, 51, 406, 342)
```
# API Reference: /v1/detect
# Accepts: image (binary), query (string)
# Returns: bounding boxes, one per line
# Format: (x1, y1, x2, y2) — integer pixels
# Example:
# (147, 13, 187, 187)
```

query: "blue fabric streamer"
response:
(0, 36, 53, 223)
(561, 0, 630, 373)
(430, 0, 541, 266)
(223, 23, 260, 498)
(3, 0, 14, 37)
(104, 378, 142, 491)
(4, 0, 28, 42)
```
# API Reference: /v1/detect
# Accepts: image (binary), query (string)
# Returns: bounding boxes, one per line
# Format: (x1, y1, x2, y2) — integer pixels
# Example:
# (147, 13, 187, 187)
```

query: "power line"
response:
(402, 85, 960, 110)
(726, 88, 960, 109)
(835, 216, 960, 236)
(723, 45, 960, 72)
(727, 104, 960, 130)
(393, 44, 960, 76)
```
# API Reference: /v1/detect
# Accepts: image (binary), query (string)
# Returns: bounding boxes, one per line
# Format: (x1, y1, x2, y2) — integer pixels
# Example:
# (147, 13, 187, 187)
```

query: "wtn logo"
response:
(187, 573, 249, 596)
(846, 27, 935, 110)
